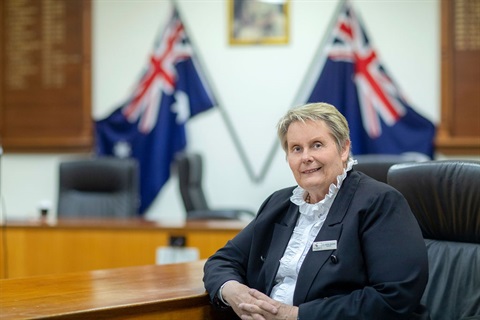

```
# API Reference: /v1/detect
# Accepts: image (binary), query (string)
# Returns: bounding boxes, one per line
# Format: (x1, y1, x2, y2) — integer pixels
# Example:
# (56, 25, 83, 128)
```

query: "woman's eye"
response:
(313, 142, 322, 149)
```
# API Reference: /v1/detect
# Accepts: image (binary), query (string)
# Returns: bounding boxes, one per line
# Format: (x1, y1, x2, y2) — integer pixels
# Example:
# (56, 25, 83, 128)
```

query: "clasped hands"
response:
(221, 281, 298, 320)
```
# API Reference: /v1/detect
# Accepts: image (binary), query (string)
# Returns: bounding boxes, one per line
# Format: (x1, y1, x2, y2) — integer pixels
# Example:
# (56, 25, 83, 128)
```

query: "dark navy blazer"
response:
(203, 170, 429, 319)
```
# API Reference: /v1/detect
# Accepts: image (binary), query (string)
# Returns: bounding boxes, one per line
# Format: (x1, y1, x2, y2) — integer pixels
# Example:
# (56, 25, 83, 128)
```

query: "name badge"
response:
(312, 240, 337, 252)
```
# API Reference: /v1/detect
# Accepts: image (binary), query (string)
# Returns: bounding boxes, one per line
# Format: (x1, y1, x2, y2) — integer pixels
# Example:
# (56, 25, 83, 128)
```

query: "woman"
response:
(203, 102, 429, 319)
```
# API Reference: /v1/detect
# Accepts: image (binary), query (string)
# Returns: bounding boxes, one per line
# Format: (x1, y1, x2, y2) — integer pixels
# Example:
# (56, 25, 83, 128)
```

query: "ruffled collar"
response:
(290, 158, 357, 216)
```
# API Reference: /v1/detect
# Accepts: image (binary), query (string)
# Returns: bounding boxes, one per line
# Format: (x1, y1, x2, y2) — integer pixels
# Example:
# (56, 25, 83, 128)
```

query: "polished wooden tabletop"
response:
(0, 260, 215, 319)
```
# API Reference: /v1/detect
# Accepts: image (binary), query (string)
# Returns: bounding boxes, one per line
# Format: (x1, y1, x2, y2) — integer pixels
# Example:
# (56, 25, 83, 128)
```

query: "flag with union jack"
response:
(298, 0, 435, 157)
(95, 9, 216, 214)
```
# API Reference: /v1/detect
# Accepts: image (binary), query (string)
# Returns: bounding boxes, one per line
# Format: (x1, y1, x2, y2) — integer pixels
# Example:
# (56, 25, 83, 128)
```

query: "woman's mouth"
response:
(303, 167, 320, 174)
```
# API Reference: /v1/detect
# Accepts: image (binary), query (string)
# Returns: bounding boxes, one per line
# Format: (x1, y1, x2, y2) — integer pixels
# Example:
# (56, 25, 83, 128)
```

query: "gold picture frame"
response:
(228, 0, 290, 45)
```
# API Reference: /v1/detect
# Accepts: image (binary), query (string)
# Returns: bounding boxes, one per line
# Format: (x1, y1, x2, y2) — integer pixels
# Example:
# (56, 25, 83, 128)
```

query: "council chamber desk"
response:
(0, 259, 236, 319)
(0, 218, 248, 279)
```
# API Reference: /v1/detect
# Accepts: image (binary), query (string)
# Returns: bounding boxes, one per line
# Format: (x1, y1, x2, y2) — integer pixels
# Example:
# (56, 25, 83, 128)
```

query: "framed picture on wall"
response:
(228, 0, 289, 45)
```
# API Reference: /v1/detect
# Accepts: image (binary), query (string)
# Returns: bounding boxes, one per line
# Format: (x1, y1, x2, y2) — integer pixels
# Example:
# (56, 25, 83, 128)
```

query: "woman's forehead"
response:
(286, 120, 333, 141)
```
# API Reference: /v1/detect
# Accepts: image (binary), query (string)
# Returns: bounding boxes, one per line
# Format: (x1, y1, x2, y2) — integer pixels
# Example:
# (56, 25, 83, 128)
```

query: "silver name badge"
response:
(312, 240, 337, 252)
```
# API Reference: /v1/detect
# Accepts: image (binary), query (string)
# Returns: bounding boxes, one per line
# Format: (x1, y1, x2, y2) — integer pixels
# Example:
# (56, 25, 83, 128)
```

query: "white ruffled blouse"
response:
(269, 159, 356, 305)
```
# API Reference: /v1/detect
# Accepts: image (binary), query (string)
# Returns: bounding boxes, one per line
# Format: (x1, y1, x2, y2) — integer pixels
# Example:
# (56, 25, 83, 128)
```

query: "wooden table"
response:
(0, 259, 235, 319)
(0, 218, 247, 279)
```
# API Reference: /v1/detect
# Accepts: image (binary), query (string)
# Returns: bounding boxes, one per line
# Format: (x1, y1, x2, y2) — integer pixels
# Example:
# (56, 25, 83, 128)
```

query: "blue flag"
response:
(95, 10, 216, 214)
(299, 1, 435, 158)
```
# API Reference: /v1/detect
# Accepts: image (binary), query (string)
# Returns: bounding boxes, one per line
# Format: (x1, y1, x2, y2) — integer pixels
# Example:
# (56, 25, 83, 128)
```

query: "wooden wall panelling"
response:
(436, 0, 480, 155)
(0, 0, 92, 152)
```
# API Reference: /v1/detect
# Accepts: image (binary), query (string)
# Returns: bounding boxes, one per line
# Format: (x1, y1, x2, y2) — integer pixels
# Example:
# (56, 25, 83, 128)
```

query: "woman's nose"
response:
(302, 150, 313, 162)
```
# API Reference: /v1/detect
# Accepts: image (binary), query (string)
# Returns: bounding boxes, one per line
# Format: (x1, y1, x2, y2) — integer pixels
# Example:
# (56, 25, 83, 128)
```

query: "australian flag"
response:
(300, 0, 435, 158)
(95, 9, 216, 214)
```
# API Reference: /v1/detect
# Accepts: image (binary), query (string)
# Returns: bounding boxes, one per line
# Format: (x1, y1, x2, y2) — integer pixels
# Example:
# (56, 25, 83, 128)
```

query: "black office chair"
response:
(353, 152, 430, 183)
(175, 152, 255, 221)
(387, 160, 480, 320)
(57, 157, 139, 218)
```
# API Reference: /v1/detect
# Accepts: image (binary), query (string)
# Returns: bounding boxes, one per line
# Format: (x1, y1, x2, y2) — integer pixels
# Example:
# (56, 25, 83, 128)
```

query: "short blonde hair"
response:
(277, 102, 351, 156)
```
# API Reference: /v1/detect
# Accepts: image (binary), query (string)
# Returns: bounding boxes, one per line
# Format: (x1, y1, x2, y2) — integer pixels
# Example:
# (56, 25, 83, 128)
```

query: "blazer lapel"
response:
(263, 203, 300, 295)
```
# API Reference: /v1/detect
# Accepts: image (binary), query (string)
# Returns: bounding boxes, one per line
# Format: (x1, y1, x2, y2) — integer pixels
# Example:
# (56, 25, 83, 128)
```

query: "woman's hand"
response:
(221, 281, 275, 318)
(237, 288, 298, 320)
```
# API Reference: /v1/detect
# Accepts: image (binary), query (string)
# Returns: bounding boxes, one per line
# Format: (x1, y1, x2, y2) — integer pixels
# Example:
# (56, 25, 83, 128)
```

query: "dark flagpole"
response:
(171, 0, 260, 182)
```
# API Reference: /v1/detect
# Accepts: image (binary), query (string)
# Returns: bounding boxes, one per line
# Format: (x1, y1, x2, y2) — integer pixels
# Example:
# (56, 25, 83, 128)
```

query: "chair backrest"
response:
(57, 157, 139, 218)
(175, 152, 255, 220)
(353, 152, 430, 183)
(175, 152, 209, 212)
(387, 160, 480, 320)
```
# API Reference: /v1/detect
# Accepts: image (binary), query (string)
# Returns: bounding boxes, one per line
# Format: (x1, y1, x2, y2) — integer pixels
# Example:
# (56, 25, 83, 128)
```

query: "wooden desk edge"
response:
(42, 294, 213, 320)
(1, 217, 250, 232)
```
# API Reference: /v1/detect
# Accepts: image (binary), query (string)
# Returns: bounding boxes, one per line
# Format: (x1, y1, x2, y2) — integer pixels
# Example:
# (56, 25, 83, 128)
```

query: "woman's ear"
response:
(341, 140, 351, 162)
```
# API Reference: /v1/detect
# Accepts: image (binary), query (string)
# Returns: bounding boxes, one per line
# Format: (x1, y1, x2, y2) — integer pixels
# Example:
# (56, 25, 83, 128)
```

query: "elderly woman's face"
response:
(286, 119, 350, 200)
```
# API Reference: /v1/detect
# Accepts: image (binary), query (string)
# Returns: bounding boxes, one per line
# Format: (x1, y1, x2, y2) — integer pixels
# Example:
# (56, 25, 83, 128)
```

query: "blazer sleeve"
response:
(203, 187, 294, 305)
(203, 220, 254, 302)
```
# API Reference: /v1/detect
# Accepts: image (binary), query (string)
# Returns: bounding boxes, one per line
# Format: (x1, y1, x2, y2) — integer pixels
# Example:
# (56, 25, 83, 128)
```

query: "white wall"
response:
(1, 0, 465, 221)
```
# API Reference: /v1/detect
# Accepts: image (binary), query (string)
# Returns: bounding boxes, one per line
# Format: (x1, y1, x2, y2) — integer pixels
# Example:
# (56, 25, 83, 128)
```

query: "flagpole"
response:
(256, 0, 349, 183)
(291, 0, 347, 106)
(172, 0, 260, 182)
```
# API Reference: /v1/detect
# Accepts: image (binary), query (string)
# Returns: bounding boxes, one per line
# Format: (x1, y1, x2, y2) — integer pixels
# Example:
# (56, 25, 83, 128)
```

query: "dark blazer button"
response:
(330, 255, 338, 264)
